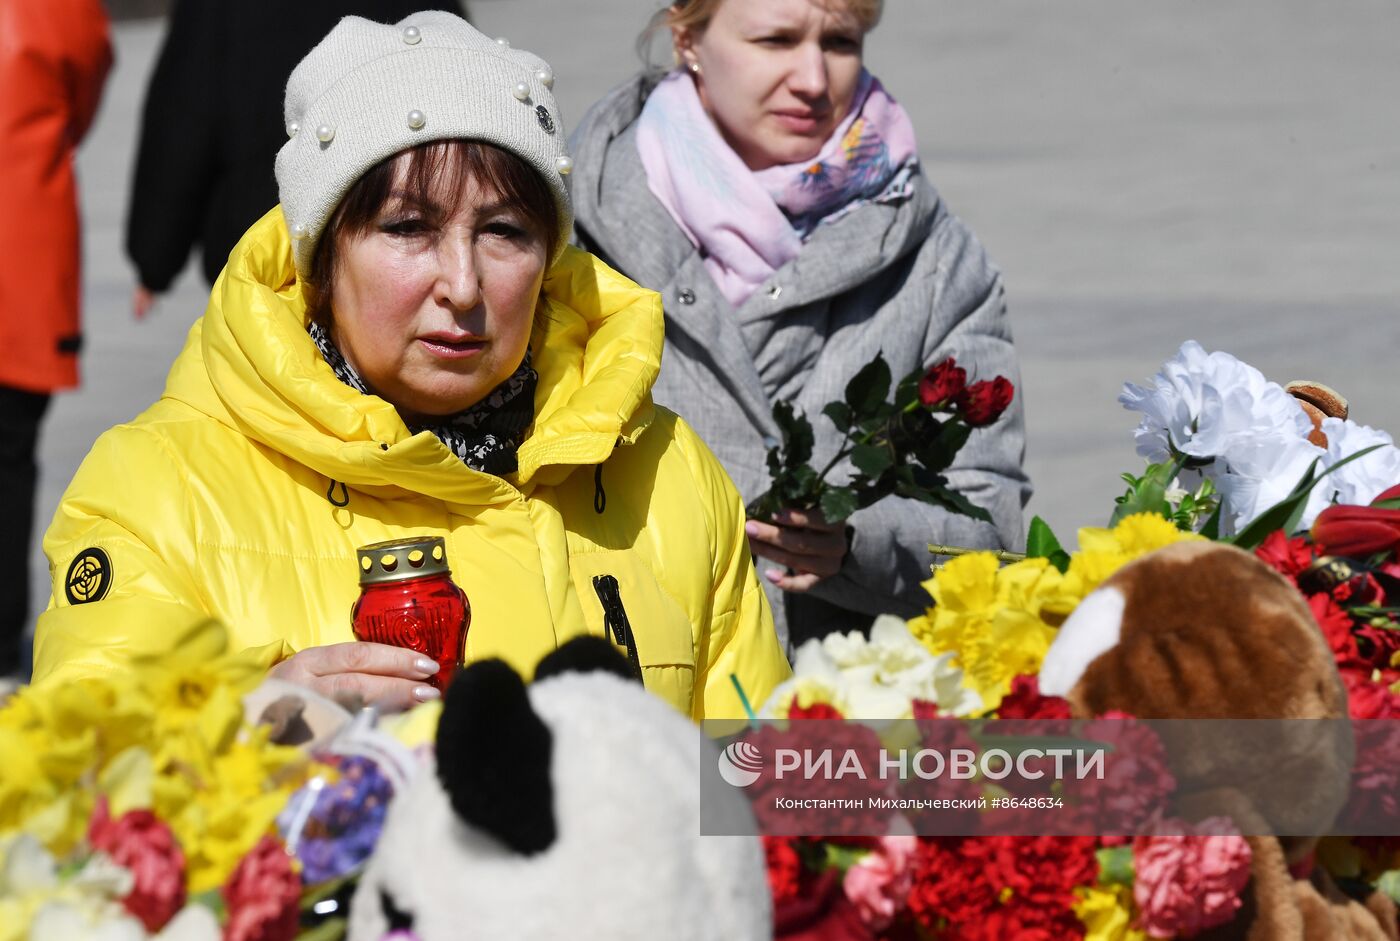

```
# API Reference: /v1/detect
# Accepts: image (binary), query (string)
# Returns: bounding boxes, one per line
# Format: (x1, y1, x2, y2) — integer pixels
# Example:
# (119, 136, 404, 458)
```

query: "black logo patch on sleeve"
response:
(65, 548, 113, 604)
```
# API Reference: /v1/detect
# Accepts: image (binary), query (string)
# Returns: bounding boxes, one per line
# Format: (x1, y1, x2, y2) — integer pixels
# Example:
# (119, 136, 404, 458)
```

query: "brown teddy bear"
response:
(1039, 540, 1397, 941)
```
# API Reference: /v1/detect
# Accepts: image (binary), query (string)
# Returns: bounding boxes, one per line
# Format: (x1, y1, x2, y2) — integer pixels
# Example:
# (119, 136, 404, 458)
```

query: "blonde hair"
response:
(638, 0, 883, 63)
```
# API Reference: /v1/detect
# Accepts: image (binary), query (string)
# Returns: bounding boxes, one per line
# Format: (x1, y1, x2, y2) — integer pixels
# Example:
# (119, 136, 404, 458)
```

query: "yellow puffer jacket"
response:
(35, 208, 789, 720)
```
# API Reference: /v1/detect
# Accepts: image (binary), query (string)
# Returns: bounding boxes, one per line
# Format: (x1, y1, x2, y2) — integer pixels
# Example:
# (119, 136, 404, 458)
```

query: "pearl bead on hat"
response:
(275, 11, 574, 278)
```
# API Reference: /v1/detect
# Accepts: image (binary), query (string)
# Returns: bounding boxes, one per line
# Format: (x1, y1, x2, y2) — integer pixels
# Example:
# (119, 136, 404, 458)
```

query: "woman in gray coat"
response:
(570, 0, 1030, 648)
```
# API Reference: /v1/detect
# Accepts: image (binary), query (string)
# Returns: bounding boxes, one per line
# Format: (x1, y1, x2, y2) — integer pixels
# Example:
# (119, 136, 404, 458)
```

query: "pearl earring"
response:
(689, 62, 701, 75)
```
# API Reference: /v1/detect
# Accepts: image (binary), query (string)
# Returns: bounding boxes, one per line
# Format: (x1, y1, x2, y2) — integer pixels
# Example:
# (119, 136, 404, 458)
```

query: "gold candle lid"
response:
(356, 536, 452, 585)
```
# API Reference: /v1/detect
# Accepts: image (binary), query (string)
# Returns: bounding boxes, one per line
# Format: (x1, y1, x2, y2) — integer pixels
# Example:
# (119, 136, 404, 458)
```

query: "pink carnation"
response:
(842, 835, 917, 931)
(1133, 818, 1252, 938)
(87, 797, 187, 932)
(223, 835, 302, 941)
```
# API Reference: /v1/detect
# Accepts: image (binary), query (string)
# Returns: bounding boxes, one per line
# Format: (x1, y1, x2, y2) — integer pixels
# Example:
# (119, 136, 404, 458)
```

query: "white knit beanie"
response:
(275, 11, 574, 278)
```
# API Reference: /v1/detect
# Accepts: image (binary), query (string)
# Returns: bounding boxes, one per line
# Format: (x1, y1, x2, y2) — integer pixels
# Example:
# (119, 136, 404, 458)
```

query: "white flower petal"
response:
(155, 904, 222, 941)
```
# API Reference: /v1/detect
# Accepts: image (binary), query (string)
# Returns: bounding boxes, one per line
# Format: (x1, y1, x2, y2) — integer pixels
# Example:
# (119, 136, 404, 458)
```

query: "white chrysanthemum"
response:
(1120, 340, 1312, 462)
(1314, 418, 1400, 510)
(760, 616, 982, 720)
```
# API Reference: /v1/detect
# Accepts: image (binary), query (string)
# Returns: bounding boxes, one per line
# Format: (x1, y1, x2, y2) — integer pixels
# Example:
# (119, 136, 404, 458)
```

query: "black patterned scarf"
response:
(309, 321, 536, 475)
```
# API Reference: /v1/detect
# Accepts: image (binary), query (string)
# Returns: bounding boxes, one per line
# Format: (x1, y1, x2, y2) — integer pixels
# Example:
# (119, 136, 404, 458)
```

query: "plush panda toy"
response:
(347, 637, 772, 941)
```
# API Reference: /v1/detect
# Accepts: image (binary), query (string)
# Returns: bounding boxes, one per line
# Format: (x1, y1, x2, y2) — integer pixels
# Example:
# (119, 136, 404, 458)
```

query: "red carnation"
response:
(1308, 593, 1363, 667)
(1343, 669, 1400, 720)
(223, 835, 302, 941)
(790, 702, 846, 721)
(918, 359, 967, 408)
(87, 799, 186, 932)
(765, 836, 809, 905)
(1254, 530, 1315, 586)
(908, 836, 1094, 941)
(955, 377, 1014, 428)
(994, 675, 1071, 720)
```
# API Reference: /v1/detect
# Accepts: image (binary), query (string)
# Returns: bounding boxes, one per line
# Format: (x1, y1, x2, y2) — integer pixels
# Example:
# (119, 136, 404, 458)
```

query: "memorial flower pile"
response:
(756, 343, 1400, 940)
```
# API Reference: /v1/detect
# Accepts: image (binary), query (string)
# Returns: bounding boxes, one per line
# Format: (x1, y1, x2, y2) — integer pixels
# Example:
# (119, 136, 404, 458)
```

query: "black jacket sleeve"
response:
(124, 0, 221, 293)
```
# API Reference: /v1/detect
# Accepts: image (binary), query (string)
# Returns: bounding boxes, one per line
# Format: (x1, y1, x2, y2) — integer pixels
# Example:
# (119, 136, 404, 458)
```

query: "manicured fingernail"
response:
(745, 521, 761, 536)
(412, 685, 441, 702)
(763, 568, 782, 585)
(415, 657, 439, 674)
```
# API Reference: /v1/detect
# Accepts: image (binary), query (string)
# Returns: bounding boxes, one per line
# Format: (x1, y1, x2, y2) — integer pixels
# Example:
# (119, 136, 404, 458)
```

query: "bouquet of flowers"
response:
(748, 355, 1013, 524)
(0, 620, 416, 941)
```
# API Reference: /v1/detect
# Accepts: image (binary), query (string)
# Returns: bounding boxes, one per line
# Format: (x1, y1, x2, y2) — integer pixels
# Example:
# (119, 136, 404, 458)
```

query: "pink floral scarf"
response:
(636, 68, 918, 308)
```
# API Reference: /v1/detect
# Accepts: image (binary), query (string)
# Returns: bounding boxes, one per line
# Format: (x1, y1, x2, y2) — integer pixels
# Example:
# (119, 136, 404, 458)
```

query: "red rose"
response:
(1311, 504, 1400, 558)
(223, 835, 301, 941)
(918, 359, 967, 408)
(87, 798, 186, 932)
(955, 377, 1015, 428)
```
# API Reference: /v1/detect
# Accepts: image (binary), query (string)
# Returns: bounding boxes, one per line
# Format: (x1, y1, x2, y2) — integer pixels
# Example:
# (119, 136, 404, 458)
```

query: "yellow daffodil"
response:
(1062, 513, 1204, 602)
(170, 728, 312, 893)
(131, 620, 265, 761)
(910, 514, 1203, 712)
(1074, 883, 1146, 941)
(910, 554, 1062, 711)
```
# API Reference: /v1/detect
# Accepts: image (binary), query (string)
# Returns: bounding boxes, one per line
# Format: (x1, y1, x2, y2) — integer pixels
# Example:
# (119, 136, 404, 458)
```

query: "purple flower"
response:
(279, 755, 394, 884)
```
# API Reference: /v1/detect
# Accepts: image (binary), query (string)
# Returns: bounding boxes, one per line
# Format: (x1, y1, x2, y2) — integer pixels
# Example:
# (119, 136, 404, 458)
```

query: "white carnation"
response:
(762, 615, 982, 720)
(1119, 340, 1312, 463)
(1314, 418, 1400, 511)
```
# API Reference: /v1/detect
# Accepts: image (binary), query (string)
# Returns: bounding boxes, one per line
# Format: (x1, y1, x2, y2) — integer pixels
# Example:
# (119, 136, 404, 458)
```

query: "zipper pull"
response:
(591, 575, 643, 681)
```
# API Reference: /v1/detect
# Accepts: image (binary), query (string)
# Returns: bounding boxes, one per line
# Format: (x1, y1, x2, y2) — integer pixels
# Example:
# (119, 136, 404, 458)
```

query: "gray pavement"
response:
(27, 0, 1400, 649)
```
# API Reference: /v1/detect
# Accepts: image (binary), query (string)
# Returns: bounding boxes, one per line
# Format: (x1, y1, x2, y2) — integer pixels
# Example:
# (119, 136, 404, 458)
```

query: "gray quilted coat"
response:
(570, 75, 1032, 648)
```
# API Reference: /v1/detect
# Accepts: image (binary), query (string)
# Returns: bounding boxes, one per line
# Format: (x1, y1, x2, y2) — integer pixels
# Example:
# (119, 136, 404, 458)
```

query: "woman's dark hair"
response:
(306, 140, 561, 325)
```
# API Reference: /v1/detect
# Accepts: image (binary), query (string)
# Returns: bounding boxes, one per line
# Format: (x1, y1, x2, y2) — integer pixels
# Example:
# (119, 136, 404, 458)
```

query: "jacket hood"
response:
(162, 207, 661, 507)
(570, 72, 943, 308)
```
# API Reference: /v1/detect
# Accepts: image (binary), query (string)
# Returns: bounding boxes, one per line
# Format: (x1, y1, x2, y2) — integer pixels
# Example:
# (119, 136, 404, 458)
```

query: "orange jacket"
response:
(0, 0, 112, 393)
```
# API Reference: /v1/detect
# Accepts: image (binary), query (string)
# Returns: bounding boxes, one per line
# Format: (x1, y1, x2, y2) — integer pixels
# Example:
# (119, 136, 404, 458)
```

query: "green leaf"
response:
(297, 919, 348, 941)
(851, 442, 894, 478)
(1199, 501, 1223, 540)
(771, 402, 815, 467)
(1376, 869, 1400, 905)
(1096, 845, 1135, 886)
(844, 354, 892, 414)
(819, 487, 860, 523)
(901, 484, 993, 524)
(893, 370, 922, 411)
(821, 401, 854, 433)
(824, 842, 875, 874)
(1026, 516, 1071, 573)
(914, 420, 972, 471)
(1109, 457, 1183, 526)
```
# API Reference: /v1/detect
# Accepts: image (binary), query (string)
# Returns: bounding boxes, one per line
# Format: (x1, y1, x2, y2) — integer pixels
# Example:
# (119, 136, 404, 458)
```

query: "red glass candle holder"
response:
(351, 537, 469, 691)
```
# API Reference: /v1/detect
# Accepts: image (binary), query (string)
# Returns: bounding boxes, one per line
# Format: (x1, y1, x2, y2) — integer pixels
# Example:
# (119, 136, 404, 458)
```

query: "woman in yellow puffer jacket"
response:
(33, 11, 789, 721)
